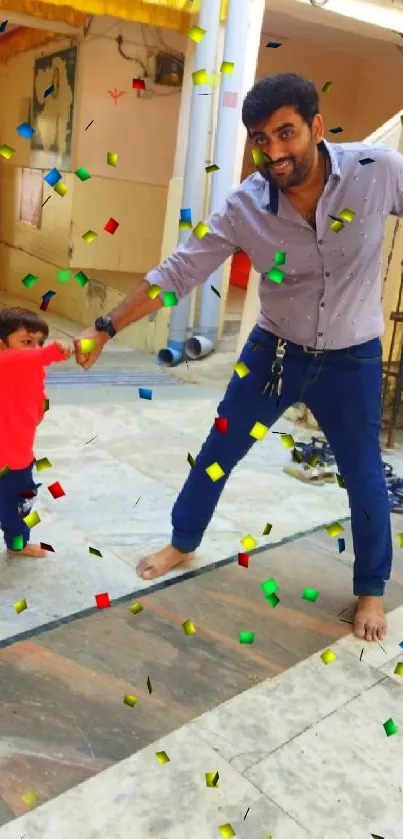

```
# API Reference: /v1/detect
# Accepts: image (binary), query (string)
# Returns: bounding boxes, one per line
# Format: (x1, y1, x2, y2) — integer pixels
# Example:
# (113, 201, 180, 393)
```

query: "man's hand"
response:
(73, 327, 109, 369)
(55, 340, 72, 360)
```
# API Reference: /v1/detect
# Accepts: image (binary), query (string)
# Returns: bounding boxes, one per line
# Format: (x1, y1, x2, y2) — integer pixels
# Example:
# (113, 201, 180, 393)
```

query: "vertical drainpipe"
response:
(185, 0, 251, 360)
(157, 0, 222, 367)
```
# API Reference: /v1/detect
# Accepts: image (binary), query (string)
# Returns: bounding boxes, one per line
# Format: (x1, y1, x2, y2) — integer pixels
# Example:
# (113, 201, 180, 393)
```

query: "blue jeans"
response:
(171, 325, 392, 597)
(0, 462, 40, 549)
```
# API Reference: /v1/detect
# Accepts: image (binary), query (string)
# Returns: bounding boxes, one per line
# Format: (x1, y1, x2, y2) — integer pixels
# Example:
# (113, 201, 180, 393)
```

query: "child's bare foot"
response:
(136, 545, 194, 579)
(7, 543, 48, 558)
(353, 595, 387, 641)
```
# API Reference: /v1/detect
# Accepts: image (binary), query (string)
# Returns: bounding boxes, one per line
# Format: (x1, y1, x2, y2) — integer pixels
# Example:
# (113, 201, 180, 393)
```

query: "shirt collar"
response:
(264, 139, 341, 215)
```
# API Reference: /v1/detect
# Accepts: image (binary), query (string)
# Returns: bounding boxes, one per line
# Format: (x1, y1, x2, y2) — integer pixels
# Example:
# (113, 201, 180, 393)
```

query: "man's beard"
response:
(258, 151, 315, 190)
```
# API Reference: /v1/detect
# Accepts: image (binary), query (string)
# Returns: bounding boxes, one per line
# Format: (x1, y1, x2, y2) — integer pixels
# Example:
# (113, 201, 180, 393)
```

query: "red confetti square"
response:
(47, 481, 65, 499)
(132, 78, 145, 89)
(215, 417, 228, 434)
(95, 592, 110, 609)
(238, 552, 249, 568)
(104, 217, 119, 234)
(19, 490, 36, 499)
(40, 300, 50, 312)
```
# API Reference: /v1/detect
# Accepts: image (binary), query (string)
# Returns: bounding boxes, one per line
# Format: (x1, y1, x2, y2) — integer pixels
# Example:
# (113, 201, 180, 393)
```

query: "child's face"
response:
(0, 328, 46, 351)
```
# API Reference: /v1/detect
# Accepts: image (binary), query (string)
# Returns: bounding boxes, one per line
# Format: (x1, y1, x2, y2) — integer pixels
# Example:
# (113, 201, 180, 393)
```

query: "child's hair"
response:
(0, 307, 49, 343)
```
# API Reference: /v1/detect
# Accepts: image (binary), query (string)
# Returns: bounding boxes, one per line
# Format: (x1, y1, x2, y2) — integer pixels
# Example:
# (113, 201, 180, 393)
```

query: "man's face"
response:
(0, 328, 46, 351)
(249, 106, 324, 190)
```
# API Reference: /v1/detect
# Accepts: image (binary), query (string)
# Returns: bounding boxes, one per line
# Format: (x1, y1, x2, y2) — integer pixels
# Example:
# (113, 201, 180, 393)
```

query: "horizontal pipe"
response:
(157, 340, 185, 367)
(185, 335, 214, 359)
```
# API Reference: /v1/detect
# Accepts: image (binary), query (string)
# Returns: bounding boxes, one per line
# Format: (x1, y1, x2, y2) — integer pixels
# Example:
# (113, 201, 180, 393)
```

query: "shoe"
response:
(284, 463, 336, 485)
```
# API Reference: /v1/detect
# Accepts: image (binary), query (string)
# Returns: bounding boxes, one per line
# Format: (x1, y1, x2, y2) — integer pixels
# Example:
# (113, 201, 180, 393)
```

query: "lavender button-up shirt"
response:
(146, 139, 403, 349)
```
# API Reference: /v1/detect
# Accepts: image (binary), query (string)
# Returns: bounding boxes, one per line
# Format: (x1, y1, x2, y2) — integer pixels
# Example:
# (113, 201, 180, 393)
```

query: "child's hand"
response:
(55, 340, 72, 360)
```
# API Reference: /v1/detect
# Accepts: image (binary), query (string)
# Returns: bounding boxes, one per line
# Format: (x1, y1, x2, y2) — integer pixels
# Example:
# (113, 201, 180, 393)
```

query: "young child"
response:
(0, 307, 71, 558)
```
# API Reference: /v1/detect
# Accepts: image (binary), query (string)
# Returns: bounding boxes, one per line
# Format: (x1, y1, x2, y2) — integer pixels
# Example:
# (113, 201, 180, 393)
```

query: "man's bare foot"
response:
(353, 595, 387, 642)
(7, 543, 48, 558)
(136, 545, 194, 580)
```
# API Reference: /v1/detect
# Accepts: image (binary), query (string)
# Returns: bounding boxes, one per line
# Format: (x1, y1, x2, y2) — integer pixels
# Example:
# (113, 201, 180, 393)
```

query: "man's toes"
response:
(354, 621, 366, 639)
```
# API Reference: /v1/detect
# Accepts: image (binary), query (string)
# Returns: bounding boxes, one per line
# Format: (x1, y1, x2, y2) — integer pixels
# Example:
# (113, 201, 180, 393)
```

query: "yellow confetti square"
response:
(394, 661, 403, 676)
(35, 457, 52, 472)
(280, 433, 295, 449)
(205, 771, 219, 787)
(320, 648, 337, 665)
(339, 208, 355, 223)
(329, 220, 344, 233)
(0, 144, 15, 159)
(234, 361, 249, 378)
(252, 148, 267, 166)
(326, 522, 344, 538)
(183, 618, 196, 635)
(155, 750, 170, 764)
(123, 694, 137, 707)
(192, 68, 209, 86)
(53, 181, 68, 196)
(82, 229, 97, 243)
(80, 338, 97, 352)
(241, 534, 257, 551)
(147, 283, 162, 300)
(397, 533, 403, 548)
(249, 421, 269, 440)
(129, 602, 143, 615)
(22, 790, 38, 808)
(206, 462, 225, 482)
(193, 221, 210, 239)
(219, 825, 236, 839)
(14, 599, 27, 614)
(107, 152, 118, 166)
(220, 61, 235, 74)
(188, 24, 206, 42)
(23, 511, 40, 529)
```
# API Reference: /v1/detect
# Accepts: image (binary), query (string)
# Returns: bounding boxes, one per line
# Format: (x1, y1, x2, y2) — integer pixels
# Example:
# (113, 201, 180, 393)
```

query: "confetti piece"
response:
(397, 533, 403, 548)
(12, 536, 24, 550)
(14, 599, 27, 614)
(44, 167, 61, 186)
(205, 771, 219, 787)
(95, 592, 110, 609)
(132, 78, 145, 89)
(123, 694, 137, 707)
(21, 790, 38, 808)
(219, 824, 235, 839)
(302, 587, 320, 602)
(0, 466, 10, 477)
(147, 283, 162, 300)
(338, 208, 355, 223)
(239, 631, 255, 644)
(320, 648, 336, 665)
(192, 69, 209, 85)
(205, 164, 219, 173)
(266, 41, 281, 48)
(394, 661, 403, 676)
(358, 157, 374, 166)
(21, 273, 38, 289)
(188, 24, 206, 42)
(329, 219, 344, 233)
(80, 338, 97, 352)
(266, 593, 280, 607)
(48, 481, 65, 499)
(35, 458, 52, 474)
(41, 290, 56, 303)
(336, 473, 345, 488)
(337, 538, 345, 555)
(241, 534, 256, 551)
(75, 166, 91, 181)
(53, 181, 67, 197)
(75, 271, 89, 287)
(261, 577, 279, 597)
(215, 417, 228, 433)
(243, 807, 250, 819)
(147, 675, 153, 694)
(280, 433, 295, 449)
(220, 61, 234, 74)
(274, 250, 286, 266)
(40, 299, 50, 312)
(187, 452, 196, 468)
(292, 447, 304, 464)
(180, 208, 192, 223)
(234, 361, 249, 378)
(0, 144, 15, 159)
(0, 20, 8, 32)
(211, 285, 221, 298)
(266, 267, 284, 284)
(206, 462, 225, 482)
(23, 511, 40, 528)
(209, 71, 221, 88)
(179, 219, 192, 230)
(104, 217, 119, 234)
(223, 91, 238, 108)
(16, 122, 34, 139)
(262, 522, 272, 536)
(321, 80, 332, 93)
(40, 542, 54, 552)
(249, 421, 269, 440)
(183, 619, 196, 635)
(238, 552, 249, 568)
(326, 521, 344, 538)
(155, 750, 170, 764)
(139, 388, 152, 400)
(85, 120, 94, 130)
(82, 230, 97, 243)
(129, 602, 143, 615)
(89, 546, 102, 557)
(163, 290, 178, 307)
(383, 717, 398, 736)
(329, 126, 343, 134)
(193, 221, 210, 239)
(370, 834, 385, 839)
(44, 84, 54, 97)
(252, 148, 269, 166)
(107, 151, 118, 166)
(44, 398, 49, 412)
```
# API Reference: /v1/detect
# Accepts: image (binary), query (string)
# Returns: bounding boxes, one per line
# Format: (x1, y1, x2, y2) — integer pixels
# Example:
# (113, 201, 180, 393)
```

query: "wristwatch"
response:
(94, 315, 116, 338)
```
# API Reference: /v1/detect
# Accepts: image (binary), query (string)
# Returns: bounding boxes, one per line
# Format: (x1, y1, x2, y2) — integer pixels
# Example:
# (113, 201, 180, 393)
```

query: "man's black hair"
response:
(242, 72, 320, 132)
(0, 307, 49, 343)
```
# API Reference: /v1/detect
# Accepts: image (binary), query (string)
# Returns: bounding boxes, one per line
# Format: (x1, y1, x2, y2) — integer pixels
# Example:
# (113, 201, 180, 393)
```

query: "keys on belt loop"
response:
(264, 338, 288, 396)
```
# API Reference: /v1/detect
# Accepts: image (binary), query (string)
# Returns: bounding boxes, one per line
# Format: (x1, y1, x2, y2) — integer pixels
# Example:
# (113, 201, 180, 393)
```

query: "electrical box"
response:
(155, 52, 184, 87)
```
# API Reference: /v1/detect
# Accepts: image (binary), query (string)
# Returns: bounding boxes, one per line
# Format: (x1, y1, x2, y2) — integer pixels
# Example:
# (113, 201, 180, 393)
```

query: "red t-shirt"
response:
(0, 343, 66, 470)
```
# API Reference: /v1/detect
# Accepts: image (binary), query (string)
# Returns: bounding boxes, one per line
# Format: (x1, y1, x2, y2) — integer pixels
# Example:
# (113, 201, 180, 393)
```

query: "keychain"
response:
(263, 338, 287, 397)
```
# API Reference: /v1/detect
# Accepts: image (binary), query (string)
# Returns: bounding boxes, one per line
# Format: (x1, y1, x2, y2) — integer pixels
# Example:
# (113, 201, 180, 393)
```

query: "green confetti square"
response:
(12, 535, 24, 550)
(75, 166, 91, 181)
(187, 453, 196, 468)
(322, 81, 333, 93)
(266, 267, 284, 284)
(274, 251, 286, 266)
(75, 271, 89, 287)
(266, 593, 280, 608)
(163, 291, 178, 308)
(205, 164, 219, 173)
(44, 398, 49, 413)
(302, 587, 320, 602)
(57, 269, 72, 283)
(383, 717, 398, 736)
(262, 522, 272, 536)
(89, 546, 102, 557)
(21, 273, 38, 289)
(261, 577, 279, 597)
(239, 631, 255, 644)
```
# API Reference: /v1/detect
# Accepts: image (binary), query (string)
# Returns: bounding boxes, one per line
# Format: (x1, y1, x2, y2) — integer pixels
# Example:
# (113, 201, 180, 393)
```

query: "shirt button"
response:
(318, 332, 323, 337)
(320, 302, 325, 308)
(318, 239, 324, 245)
(325, 271, 330, 277)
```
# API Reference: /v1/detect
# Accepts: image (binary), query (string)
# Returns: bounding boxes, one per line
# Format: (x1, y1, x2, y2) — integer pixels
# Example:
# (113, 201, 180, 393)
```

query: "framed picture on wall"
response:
(30, 46, 77, 170)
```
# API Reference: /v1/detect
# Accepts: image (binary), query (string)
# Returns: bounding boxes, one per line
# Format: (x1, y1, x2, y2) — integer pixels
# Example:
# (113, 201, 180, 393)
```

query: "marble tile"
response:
(378, 652, 403, 682)
(245, 676, 403, 839)
(335, 604, 403, 666)
(189, 646, 382, 773)
(0, 726, 278, 839)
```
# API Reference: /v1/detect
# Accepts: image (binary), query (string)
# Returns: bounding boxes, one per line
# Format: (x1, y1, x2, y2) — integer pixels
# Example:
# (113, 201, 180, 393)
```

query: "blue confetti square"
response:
(139, 388, 152, 400)
(399, 640, 403, 649)
(44, 84, 55, 98)
(338, 537, 345, 554)
(266, 42, 282, 48)
(16, 122, 35, 139)
(180, 208, 192, 223)
(44, 168, 62, 187)
(329, 127, 343, 134)
(42, 290, 56, 302)
(0, 20, 8, 33)
(358, 158, 375, 166)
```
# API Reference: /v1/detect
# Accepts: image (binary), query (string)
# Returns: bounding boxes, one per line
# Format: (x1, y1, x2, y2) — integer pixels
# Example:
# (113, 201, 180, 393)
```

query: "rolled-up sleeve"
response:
(145, 198, 239, 300)
(385, 148, 403, 218)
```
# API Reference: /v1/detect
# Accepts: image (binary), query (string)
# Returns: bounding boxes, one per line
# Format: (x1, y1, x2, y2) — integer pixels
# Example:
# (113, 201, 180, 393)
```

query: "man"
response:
(75, 72, 403, 643)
